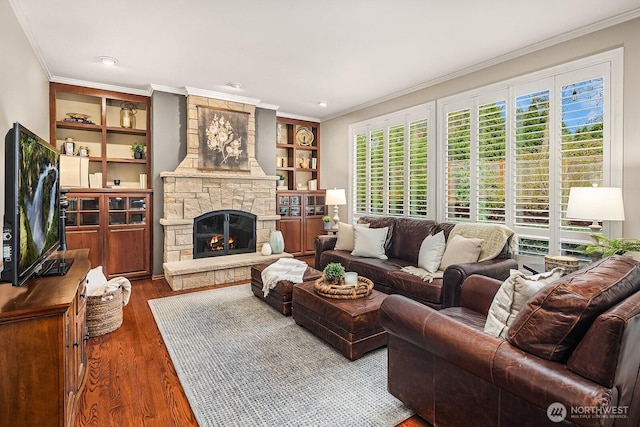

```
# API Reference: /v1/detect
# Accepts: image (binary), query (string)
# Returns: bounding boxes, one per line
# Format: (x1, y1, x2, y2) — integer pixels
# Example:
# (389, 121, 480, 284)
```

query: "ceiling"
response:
(10, 0, 640, 121)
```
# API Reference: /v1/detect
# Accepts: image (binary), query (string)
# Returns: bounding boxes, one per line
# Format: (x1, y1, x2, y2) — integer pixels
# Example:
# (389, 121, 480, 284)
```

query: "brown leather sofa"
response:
(314, 216, 518, 309)
(380, 255, 640, 427)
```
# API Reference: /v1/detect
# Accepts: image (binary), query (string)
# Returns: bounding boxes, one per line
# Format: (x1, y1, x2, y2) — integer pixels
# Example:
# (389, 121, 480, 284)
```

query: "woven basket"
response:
(87, 286, 124, 337)
(314, 276, 374, 299)
(544, 255, 580, 273)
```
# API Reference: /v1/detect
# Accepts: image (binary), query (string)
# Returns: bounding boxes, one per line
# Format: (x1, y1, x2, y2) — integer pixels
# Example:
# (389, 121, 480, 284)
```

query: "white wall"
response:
(320, 18, 640, 240)
(0, 0, 50, 273)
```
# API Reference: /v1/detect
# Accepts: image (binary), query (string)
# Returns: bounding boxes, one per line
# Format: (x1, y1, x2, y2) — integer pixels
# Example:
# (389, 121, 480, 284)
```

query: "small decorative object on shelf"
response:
(269, 230, 285, 254)
(295, 126, 314, 146)
(78, 146, 89, 157)
(131, 141, 145, 159)
(64, 137, 75, 155)
(120, 101, 137, 128)
(64, 112, 94, 124)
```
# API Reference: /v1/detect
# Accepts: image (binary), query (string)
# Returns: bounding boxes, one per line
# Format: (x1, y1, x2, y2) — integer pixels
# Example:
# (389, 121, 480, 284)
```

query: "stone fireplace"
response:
(160, 94, 289, 290)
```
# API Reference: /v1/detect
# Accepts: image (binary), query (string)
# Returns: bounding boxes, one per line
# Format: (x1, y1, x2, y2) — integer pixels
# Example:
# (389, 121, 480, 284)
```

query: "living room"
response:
(2, 1, 640, 426)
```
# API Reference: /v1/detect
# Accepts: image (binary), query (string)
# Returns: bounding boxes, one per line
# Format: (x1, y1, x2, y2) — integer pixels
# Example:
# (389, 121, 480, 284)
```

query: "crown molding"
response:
(276, 112, 321, 123)
(148, 84, 187, 96)
(49, 76, 150, 96)
(256, 102, 280, 111)
(184, 86, 261, 105)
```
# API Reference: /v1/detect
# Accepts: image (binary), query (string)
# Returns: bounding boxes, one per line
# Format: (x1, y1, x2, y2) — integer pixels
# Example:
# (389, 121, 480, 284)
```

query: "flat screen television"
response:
(1, 122, 70, 286)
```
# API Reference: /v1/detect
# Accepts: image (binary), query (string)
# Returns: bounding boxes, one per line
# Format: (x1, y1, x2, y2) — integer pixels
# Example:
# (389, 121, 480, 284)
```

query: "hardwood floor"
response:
(74, 277, 429, 426)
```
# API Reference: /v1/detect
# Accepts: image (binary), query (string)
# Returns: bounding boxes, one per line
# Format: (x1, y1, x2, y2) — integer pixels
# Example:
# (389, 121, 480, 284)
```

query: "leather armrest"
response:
(460, 274, 503, 316)
(313, 235, 337, 269)
(380, 294, 613, 410)
(442, 258, 518, 308)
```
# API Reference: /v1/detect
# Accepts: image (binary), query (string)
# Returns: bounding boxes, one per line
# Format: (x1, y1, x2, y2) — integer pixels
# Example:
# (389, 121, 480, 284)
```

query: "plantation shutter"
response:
(353, 132, 367, 213)
(388, 124, 405, 216)
(408, 118, 428, 217)
(477, 100, 507, 223)
(560, 77, 605, 230)
(369, 128, 385, 215)
(514, 90, 550, 229)
(445, 108, 471, 221)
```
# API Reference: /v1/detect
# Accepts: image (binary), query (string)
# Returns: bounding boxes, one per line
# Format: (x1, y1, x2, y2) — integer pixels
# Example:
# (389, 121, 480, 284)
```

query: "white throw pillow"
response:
(484, 267, 565, 338)
(334, 222, 369, 251)
(418, 231, 446, 273)
(86, 265, 108, 295)
(351, 226, 389, 260)
(439, 234, 484, 270)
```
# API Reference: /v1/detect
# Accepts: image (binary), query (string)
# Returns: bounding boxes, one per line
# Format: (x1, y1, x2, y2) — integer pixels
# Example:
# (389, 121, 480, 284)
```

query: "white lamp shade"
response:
(325, 188, 346, 206)
(566, 187, 625, 221)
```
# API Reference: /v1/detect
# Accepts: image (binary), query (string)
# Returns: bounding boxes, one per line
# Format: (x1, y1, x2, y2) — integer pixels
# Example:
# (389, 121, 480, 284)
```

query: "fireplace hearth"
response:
(193, 210, 256, 258)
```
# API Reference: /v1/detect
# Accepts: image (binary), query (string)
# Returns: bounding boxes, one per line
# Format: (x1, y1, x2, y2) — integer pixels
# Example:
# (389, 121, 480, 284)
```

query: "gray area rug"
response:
(148, 284, 412, 427)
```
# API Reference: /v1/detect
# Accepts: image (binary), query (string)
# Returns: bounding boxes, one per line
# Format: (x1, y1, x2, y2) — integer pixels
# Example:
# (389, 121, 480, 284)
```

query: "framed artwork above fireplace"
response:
(197, 106, 250, 171)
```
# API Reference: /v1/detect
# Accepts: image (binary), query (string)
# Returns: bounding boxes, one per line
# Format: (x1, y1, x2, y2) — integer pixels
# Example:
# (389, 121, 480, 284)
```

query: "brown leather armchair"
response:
(380, 256, 640, 427)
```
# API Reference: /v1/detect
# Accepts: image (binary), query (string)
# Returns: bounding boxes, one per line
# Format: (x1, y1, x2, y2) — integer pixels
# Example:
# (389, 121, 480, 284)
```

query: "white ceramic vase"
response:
(261, 242, 272, 256)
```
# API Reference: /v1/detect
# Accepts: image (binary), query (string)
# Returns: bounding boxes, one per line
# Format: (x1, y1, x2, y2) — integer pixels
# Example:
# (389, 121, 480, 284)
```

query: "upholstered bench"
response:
(250, 262, 322, 316)
(292, 281, 388, 360)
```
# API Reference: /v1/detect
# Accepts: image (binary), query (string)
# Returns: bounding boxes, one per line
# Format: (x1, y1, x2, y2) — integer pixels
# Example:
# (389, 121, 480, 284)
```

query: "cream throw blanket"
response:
(401, 223, 515, 282)
(261, 258, 308, 297)
(89, 276, 132, 305)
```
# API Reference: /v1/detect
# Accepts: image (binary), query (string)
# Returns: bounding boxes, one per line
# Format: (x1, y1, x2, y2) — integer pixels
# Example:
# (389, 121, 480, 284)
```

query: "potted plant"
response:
(277, 174, 285, 186)
(131, 142, 146, 159)
(323, 262, 345, 285)
(577, 234, 640, 260)
(322, 215, 332, 230)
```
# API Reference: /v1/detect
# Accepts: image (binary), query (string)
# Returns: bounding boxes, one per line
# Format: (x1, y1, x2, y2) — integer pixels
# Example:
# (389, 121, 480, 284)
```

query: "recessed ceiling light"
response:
(99, 56, 118, 66)
(227, 82, 242, 89)
(318, 101, 328, 108)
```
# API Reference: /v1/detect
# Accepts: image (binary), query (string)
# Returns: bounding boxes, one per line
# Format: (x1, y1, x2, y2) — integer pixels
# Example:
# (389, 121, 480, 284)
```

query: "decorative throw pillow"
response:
(507, 255, 640, 362)
(484, 267, 565, 338)
(351, 226, 389, 260)
(418, 231, 446, 273)
(334, 222, 369, 251)
(438, 235, 484, 271)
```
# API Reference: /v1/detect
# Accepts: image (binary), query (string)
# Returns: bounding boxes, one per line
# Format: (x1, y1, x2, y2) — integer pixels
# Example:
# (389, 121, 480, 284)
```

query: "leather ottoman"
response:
(292, 281, 388, 360)
(250, 262, 322, 316)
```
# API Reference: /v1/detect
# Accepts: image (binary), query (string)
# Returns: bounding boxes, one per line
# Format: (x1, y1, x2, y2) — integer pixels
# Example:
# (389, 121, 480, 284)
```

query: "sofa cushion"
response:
(508, 255, 640, 362)
(348, 257, 409, 286)
(334, 222, 369, 251)
(418, 231, 447, 273)
(388, 270, 444, 306)
(484, 268, 565, 338)
(387, 217, 440, 262)
(319, 250, 355, 271)
(439, 235, 483, 270)
(352, 226, 389, 259)
(357, 216, 395, 252)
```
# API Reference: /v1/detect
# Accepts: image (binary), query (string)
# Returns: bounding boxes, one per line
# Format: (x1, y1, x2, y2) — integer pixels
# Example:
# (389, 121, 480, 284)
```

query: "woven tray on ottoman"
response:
(314, 276, 373, 299)
(87, 286, 123, 337)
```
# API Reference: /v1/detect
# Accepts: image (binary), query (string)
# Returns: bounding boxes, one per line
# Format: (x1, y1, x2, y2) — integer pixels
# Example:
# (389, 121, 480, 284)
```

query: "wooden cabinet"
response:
(0, 249, 90, 427)
(65, 192, 152, 278)
(276, 117, 319, 191)
(50, 83, 153, 278)
(50, 83, 151, 190)
(277, 191, 326, 256)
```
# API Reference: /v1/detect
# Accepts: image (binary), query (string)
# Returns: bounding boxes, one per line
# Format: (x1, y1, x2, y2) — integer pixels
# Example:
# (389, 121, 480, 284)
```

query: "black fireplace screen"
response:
(193, 210, 256, 258)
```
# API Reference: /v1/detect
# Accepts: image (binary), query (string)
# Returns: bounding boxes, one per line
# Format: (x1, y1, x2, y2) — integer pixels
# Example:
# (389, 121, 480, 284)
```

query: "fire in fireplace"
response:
(193, 210, 256, 258)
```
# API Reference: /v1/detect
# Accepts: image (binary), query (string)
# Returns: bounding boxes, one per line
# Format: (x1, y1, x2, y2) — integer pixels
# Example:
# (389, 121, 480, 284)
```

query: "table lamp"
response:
(325, 188, 346, 229)
(566, 186, 625, 233)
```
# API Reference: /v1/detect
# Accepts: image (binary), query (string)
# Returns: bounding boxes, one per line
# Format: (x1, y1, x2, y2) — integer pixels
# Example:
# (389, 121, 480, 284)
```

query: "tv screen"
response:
(2, 123, 60, 286)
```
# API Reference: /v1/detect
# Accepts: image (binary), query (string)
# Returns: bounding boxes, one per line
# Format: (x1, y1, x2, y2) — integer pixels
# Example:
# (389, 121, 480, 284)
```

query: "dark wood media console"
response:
(0, 249, 90, 427)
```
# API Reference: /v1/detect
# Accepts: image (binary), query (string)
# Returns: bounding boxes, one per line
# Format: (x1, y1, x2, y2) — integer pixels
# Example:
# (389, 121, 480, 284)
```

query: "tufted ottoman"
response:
(250, 262, 322, 316)
(292, 280, 388, 360)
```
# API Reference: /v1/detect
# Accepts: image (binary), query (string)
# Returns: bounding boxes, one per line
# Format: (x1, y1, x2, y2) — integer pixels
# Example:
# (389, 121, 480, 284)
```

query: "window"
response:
(350, 104, 435, 218)
(438, 49, 622, 258)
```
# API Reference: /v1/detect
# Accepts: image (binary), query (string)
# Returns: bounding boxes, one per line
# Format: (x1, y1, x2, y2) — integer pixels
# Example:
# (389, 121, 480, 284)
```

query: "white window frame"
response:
(348, 103, 436, 221)
(437, 48, 623, 262)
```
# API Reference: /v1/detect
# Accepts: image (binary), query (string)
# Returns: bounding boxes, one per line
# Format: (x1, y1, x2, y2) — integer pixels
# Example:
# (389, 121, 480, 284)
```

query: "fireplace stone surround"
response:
(160, 95, 290, 290)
